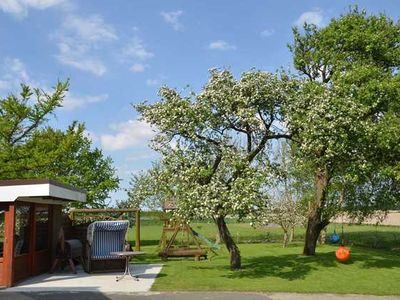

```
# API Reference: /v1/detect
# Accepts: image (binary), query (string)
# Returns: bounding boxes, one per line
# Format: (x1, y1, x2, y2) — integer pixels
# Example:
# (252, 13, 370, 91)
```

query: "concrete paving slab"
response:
(4, 264, 163, 293)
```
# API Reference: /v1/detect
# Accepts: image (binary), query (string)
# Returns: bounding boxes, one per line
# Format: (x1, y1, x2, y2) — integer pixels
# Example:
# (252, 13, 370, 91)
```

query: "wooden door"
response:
(13, 202, 32, 283)
(32, 204, 51, 275)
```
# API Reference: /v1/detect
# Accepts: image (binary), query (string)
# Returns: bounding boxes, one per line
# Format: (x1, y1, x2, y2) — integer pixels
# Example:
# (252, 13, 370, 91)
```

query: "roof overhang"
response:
(0, 179, 86, 203)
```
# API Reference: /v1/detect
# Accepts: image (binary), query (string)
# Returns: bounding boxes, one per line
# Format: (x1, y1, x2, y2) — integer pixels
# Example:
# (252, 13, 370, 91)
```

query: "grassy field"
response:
(132, 221, 400, 249)
(128, 221, 400, 295)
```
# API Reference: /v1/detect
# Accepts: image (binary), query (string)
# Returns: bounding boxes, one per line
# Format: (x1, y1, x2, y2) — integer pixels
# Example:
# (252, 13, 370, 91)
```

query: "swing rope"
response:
(341, 214, 345, 245)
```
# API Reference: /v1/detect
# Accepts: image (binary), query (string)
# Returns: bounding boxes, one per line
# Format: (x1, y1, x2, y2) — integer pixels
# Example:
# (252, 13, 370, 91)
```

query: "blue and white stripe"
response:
(87, 220, 129, 260)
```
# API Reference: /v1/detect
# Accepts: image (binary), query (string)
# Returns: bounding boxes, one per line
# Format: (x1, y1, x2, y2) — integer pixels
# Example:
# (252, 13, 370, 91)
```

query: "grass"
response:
(128, 221, 400, 295)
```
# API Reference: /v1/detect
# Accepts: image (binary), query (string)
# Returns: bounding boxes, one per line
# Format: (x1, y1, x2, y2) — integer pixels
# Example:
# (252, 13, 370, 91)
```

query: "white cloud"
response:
(0, 0, 66, 18)
(160, 10, 184, 31)
(24, 0, 65, 9)
(121, 34, 154, 72)
(0, 80, 8, 90)
(122, 37, 154, 61)
(295, 8, 323, 27)
(0, 58, 36, 92)
(0, 0, 25, 17)
(100, 119, 155, 151)
(7, 57, 29, 82)
(130, 63, 147, 73)
(62, 92, 108, 111)
(146, 78, 160, 86)
(53, 14, 116, 76)
(125, 152, 157, 162)
(260, 29, 275, 37)
(64, 14, 117, 42)
(145, 74, 166, 87)
(123, 168, 141, 176)
(56, 42, 106, 76)
(208, 40, 236, 51)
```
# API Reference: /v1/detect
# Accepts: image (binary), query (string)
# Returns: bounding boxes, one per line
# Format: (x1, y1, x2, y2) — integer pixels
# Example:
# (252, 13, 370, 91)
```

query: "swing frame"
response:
(158, 217, 207, 261)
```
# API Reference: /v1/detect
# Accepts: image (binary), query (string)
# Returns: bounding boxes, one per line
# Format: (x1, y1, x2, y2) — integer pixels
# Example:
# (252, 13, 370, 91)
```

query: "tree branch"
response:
(11, 111, 48, 145)
(245, 125, 252, 153)
(204, 154, 222, 184)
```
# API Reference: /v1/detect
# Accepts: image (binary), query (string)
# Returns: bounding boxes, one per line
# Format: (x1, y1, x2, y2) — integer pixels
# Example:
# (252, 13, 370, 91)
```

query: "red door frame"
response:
(3, 202, 52, 286)
(12, 202, 33, 284)
(2, 203, 15, 287)
(0, 202, 53, 287)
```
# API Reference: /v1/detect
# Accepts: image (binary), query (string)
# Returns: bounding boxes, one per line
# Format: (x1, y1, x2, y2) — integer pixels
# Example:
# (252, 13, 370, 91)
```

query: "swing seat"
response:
(159, 248, 207, 261)
(329, 231, 340, 243)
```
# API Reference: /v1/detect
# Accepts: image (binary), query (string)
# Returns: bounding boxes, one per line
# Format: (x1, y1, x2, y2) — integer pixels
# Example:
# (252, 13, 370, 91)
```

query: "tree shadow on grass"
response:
(189, 249, 400, 281)
(351, 250, 400, 269)
(224, 252, 338, 281)
(187, 252, 337, 281)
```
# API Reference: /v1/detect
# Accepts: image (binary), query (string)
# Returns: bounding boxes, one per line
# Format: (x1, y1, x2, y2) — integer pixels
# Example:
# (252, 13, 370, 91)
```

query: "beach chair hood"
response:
(86, 220, 129, 259)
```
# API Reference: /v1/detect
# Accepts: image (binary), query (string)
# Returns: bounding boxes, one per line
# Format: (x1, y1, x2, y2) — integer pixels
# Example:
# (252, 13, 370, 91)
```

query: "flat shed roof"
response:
(0, 179, 86, 203)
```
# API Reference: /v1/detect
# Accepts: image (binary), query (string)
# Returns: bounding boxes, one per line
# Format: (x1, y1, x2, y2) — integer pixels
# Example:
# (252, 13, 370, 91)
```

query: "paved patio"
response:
(4, 264, 163, 293)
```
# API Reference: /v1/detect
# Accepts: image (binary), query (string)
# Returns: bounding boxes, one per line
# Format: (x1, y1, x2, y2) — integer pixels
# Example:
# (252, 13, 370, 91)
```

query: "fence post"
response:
(135, 209, 141, 251)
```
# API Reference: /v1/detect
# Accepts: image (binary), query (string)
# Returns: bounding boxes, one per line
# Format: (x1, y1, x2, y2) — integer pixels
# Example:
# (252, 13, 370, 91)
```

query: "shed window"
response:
(35, 205, 49, 251)
(14, 204, 31, 256)
(0, 204, 7, 257)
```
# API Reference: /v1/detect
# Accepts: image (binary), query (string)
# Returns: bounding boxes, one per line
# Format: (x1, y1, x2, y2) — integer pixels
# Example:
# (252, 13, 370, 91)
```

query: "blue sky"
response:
(0, 0, 398, 204)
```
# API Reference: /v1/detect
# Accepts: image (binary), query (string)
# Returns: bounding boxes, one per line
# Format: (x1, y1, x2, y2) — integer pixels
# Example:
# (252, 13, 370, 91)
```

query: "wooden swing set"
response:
(158, 218, 208, 260)
(158, 200, 219, 260)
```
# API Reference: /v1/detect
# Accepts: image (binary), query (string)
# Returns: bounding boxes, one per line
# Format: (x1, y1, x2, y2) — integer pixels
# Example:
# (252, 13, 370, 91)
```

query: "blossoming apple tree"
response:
(135, 69, 293, 269)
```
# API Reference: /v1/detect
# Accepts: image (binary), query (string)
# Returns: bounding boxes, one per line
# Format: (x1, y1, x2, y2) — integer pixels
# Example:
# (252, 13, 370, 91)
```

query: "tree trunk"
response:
(289, 227, 295, 243)
(283, 230, 289, 248)
(303, 167, 330, 256)
(216, 216, 241, 270)
(303, 213, 328, 255)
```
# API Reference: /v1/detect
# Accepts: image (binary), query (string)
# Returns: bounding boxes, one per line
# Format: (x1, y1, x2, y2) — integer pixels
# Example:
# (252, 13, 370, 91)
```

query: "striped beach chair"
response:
(85, 220, 129, 273)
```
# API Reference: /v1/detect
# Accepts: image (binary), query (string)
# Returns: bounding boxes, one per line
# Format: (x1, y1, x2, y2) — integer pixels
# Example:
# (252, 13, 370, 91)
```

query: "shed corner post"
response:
(4, 203, 15, 287)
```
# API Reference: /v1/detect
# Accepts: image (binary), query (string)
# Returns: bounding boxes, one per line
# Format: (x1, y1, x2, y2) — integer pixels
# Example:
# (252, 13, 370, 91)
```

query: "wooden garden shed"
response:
(0, 179, 86, 287)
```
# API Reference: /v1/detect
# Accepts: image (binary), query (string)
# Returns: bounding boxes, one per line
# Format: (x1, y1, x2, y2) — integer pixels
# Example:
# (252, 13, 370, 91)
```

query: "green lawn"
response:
(128, 222, 400, 295)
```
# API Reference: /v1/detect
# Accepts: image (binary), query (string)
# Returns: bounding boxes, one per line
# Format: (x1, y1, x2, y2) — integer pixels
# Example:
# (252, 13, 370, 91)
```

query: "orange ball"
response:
(336, 246, 350, 262)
